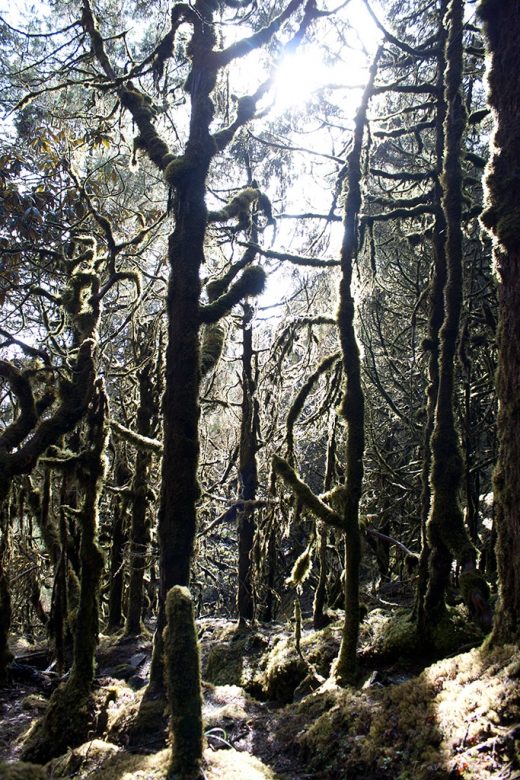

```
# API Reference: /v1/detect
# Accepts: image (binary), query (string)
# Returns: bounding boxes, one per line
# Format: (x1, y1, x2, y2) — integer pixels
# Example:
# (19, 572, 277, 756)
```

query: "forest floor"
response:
(1, 601, 520, 779)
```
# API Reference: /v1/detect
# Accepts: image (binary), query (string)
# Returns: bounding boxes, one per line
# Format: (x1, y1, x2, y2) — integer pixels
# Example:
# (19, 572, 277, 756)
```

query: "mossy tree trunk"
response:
(165, 586, 203, 780)
(237, 303, 258, 624)
(126, 342, 159, 636)
(149, 5, 218, 683)
(424, 0, 487, 626)
(68, 382, 108, 691)
(0, 250, 99, 684)
(272, 52, 381, 684)
(334, 49, 381, 686)
(415, 0, 450, 630)
(0, 503, 12, 685)
(107, 454, 131, 633)
(479, 0, 520, 644)
(51, 461, 81, 673)
(81, 0, 319, 692)
(313, 416, 337, 629)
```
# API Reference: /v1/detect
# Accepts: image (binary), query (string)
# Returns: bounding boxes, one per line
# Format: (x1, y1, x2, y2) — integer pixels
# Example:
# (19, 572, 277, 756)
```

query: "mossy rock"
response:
(106, 663, 136, 681)
(48, 743, 171, 779)
(262, 639, 308, 704)
(203, 629, 267, 691)
(46, 739, 119, 778)
(0, 762, 46, 780)
(301, 625, 341, 678)
(430, 605, 484, 656)
(364, 609, 421, 662)
(205, 641, 245, 687)
(21, 695, 48, 713)
(107, 688, 168, 750)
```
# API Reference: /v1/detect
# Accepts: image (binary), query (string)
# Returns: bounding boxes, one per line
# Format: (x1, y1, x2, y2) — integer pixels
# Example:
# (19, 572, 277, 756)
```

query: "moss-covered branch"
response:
(238, 242, 340, 267)
(0, 362, 38, 452)
(286, 353, 341, 462)
(199, 266, 266, 324)
(110, 419, 163, 454)
(272, 454, 343, 530)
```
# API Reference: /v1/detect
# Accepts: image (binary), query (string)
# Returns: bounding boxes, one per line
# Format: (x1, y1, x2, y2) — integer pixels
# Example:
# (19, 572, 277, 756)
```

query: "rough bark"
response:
(237, 304, 258, 623)
(479, 0, 520, 643)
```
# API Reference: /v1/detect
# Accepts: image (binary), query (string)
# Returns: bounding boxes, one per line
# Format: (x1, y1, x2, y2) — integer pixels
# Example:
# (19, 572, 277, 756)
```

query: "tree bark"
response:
(479, 0, 520, 644)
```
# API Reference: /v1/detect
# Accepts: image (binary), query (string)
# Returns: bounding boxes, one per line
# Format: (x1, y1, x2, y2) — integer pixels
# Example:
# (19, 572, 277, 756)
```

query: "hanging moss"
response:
(289, 547, 313, 586)
(207, 187, 259, 231)
(164, 586, 203, 780)
(294, 598, 303, 657)
(200, 324, 226, 378)
(199, 266, 266, 324)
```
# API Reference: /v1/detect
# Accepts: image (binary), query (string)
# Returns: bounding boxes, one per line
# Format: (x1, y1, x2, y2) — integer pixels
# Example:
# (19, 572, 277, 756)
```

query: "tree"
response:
(479, 0, 520, 644)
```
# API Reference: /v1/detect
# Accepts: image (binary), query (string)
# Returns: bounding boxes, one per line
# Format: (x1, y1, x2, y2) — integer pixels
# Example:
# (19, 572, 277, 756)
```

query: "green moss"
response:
(48, 742, 171, 779)
(372, 609, 421, 660)
(199, 266, 266, 325)
(430, 605, 484, 656)
(301, 626, 341, 678)
(262, 637, 308, 704)
(107, 690, 168, 749)
(164, 586, 203, 780)
(495, 211, 520, 252)
(21, 683, 96, 764)
(162, 152, 176, 167)
(207, 187, 259, 228)
(164, 156, 193, 186)
(200, 324, 225, 378)
(0, 762, 46, 779)
(205, 642, 244, 687)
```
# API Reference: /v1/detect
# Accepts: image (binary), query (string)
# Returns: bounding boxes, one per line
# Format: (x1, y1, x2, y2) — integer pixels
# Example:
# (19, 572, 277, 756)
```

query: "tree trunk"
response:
(126, 353, 156, 636)
(107, 456, 130, 633)
(150, 3, 219, 688)
(479, 0, 520, 644)
(335, 50, 381, 686)
(424, 0, 486, 627)
(237, 303, 258, 623)
(415, 0, 449, 628)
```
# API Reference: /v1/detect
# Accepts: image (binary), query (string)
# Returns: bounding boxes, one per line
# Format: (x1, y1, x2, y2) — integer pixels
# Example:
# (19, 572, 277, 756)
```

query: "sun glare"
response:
(273, 49, 333, 110)
(270, 0, 382, 114)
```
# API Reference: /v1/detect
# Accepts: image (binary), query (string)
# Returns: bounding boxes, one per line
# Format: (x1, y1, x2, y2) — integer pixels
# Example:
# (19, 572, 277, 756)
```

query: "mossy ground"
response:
(279, 644, 520, 780)
(2, 615, 518, 779)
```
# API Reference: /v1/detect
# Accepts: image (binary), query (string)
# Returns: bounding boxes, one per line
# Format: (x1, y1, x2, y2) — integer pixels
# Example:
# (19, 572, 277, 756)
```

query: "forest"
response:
(0, 0, 519, 777)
